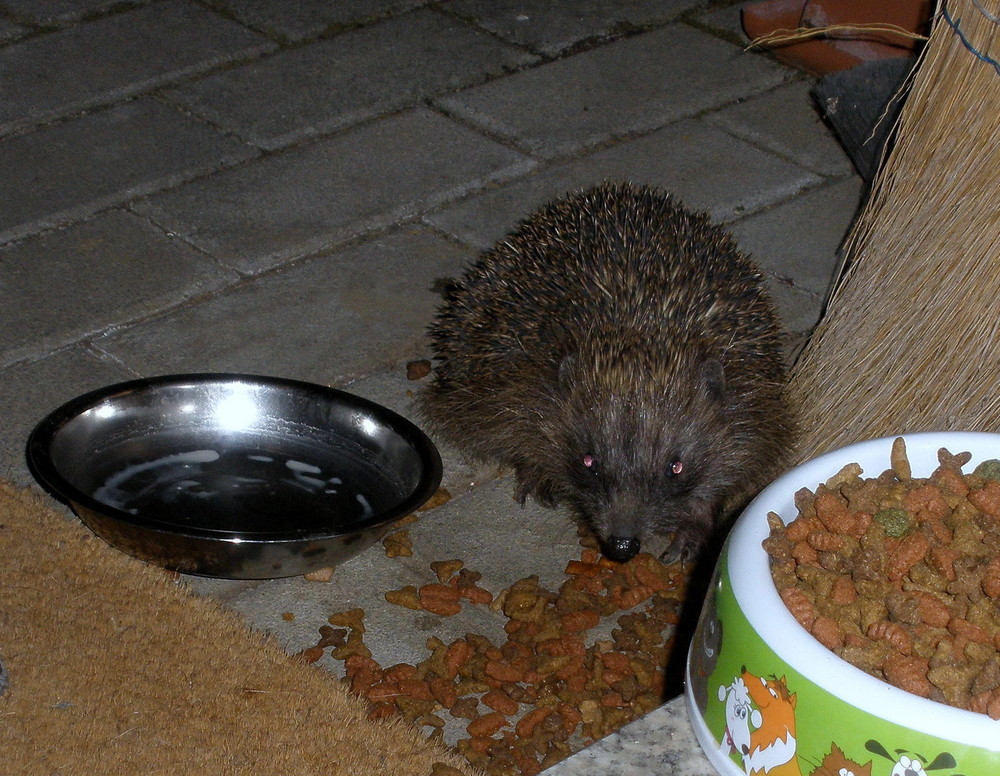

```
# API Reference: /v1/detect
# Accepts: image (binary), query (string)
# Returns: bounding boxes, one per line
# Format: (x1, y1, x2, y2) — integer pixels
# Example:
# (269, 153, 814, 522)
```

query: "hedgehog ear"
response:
(701, 358, 725, 402)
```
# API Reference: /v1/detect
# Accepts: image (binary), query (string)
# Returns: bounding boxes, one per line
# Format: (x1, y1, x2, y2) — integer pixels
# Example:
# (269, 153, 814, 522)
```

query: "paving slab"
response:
(1, 0, 139, 25)
(220, 474, 598, 748)
(435, 23, 790, 159)
(424, 117, 822, 251)
(166, 9, 537, 150)
(226, 476, 580, 664)
(763, 276, 826, 357)
(208, 0, 431, 42)
(705, 79, 856, 177)
(92, 226, 474, 383)
(443, 0, 700, 56)
(0, 97, 256, 244)
(0, 17, 28, 41)
(730, 176, 863, 296)
(0, 0, 274, 136)
(338, 367, 504, 501)
(0, 347, 132, 487)
(691, 1, 748, 41)
(0, 210, 237, 368)
(131, 108, 534, 273)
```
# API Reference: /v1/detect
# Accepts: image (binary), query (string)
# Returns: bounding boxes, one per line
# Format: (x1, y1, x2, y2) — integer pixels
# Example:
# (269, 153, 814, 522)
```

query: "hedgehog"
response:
(418, 182, 795, 563)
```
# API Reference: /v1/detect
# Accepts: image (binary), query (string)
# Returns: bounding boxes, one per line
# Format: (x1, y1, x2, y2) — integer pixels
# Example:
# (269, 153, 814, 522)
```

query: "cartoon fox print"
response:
(741, 668, 803, 776)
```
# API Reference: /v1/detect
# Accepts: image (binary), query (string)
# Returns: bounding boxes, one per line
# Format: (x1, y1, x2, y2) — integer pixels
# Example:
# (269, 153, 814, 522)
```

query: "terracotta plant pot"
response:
(742, 0, 931, 75)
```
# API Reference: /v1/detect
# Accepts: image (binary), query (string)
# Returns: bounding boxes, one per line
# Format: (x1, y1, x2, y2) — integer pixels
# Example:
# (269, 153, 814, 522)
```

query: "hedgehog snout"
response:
(603, 535, 641, 562)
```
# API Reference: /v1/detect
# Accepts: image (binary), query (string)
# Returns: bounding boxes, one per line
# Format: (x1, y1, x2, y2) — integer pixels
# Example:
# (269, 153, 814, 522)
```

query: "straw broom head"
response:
(789, 0, 1000, 463)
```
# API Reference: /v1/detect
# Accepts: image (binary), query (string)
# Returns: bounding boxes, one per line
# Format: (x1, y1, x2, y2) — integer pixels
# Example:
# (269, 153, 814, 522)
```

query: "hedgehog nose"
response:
(603, 536, 640, 562)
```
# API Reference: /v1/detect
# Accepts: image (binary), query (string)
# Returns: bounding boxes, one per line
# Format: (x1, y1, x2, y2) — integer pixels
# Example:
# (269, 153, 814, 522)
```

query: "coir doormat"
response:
(0, 483, 476, 776)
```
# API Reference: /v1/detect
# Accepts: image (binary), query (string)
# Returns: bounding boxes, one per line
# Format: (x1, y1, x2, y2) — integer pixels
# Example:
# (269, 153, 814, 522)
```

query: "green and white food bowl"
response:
(685, 431, 1000, 776)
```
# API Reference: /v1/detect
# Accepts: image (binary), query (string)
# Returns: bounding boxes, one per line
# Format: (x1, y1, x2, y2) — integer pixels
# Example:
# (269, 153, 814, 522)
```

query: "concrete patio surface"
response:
(0, 0, 863, 770)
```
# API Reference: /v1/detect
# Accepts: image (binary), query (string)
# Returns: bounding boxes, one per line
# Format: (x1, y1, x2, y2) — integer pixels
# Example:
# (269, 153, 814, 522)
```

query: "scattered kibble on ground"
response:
(297, 541, 686, 776)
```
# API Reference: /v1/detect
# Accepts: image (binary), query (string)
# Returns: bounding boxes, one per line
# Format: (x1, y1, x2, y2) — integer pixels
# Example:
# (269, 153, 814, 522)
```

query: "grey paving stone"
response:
(765, 275, 825, 355)
(224, 476, 582, 670)
(0, 0, 274, 136)
(166, 9, 536, 150)
(425, 117, 822, 251)
(0, 98, 256, 244)
(435, 23, 790, 159)
(705, 79, 855, 177)
(0, 347, 132, 487)
(693, 1, 749, 43)
(2, 0, 144, 24)
(729, 176, 863, 296)
(0, 210, 237, 367)
(132, 108, 535, 273)
(340, 368, 504, 499)
(0, 17, 29, 41)
(443, 0, 699, 56)
(209, 0, 430, 41)
(92, 226, 474, 383)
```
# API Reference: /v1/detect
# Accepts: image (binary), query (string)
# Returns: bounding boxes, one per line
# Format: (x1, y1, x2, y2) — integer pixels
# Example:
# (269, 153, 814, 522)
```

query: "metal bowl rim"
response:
(26, 372, 443, 543)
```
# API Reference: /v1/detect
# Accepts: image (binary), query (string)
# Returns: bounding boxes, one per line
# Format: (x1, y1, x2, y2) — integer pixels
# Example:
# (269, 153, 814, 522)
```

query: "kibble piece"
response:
(383, 529, 413, 557)
(874, 508, 911, 538)
(303, 566, 336, 582)
(385, 585, 423, 610)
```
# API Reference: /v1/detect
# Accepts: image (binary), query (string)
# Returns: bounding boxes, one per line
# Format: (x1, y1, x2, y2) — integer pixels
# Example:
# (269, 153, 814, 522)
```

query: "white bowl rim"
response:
(729, 430, 1000, 746)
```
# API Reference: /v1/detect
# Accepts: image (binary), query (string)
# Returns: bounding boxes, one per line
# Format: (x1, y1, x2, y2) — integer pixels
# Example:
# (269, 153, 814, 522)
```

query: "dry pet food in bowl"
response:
(685, 432, 1000, 776)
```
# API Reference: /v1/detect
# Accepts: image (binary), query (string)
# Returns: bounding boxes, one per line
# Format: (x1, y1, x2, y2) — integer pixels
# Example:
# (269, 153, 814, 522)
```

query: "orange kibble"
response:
(560, 609, 600, 633)
(949, 617, 993, 645)
(886, 532, 930, 581)
(600, 651, 633, 675)
(882, 653, 931, 697)
(867, 620, 913, 656)
(482, 690, 519, 716)
(484, 659, 525, 683)
(515, 707, 551, 738)
(397, 678, 433, 701)
(467, 711, 508, 737)
(969, 481, 1000, 518)
(613, 584, 655, 610)
(791, 540, 819, 566)
(811, 616, 845, 650)
(384, 663, 418, 682)
(297, 646, 324, 663)
(419, 583, 463, 616)
(829, 575, 857, 605)
(367, 701, 397, 721)
(429, 677, 457, 708)
(565, 560, 603, 577)
(444, 640, 471, 679)
(366, 680, 402, 702)
(813, 491, 857, 533)
(914, 592, 951, 628)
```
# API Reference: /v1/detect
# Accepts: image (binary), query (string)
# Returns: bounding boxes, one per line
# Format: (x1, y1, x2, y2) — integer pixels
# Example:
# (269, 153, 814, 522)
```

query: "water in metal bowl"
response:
(27, 374, 442, 579)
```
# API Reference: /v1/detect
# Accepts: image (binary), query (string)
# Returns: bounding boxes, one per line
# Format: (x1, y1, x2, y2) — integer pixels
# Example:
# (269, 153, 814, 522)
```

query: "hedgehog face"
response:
(557, 351, 732, 562)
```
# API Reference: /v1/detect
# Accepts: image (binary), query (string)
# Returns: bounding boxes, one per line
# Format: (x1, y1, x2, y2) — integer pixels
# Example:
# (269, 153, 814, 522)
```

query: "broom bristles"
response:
(789, 0, 1000, 463)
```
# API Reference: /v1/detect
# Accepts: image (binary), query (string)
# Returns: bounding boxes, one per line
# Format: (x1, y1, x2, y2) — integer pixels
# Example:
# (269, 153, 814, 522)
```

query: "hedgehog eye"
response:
(669, 459, 683, 476)
(582, 454, 595, 469)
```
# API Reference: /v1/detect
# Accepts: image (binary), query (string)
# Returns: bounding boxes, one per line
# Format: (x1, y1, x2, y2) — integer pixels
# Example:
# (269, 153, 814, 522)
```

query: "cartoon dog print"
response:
(719, 675, 761, 760)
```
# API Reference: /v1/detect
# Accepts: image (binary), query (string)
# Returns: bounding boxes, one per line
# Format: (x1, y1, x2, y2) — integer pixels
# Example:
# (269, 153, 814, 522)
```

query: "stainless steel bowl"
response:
(27, 374, 442, 579)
